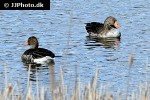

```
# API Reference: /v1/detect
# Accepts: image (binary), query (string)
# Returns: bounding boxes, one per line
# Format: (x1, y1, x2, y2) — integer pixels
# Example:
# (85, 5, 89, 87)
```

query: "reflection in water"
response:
(49, 64, 56, 100)
(23, 62, 56, 99)
(85, 36, 121, 49)
(24, 61, 55, 82)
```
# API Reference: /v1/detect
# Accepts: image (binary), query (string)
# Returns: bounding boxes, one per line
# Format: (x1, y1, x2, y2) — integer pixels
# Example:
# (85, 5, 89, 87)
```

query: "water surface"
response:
(0, 0, 150, 97)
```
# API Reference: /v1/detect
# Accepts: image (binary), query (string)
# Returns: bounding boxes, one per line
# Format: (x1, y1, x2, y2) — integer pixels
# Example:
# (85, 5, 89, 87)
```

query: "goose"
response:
(21, 36, 55, 65)
(85, 16, 121, 38)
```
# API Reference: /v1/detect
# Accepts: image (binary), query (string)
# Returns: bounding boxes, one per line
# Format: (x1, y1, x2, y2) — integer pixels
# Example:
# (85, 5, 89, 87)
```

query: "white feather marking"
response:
(106, 28, 120, 38)
(34, 56, 54, 65)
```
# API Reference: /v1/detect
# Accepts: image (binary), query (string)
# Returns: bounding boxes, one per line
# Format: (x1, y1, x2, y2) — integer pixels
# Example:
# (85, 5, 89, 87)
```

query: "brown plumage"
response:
(85, 16, 121, 38)
(21, 36, 55, 65)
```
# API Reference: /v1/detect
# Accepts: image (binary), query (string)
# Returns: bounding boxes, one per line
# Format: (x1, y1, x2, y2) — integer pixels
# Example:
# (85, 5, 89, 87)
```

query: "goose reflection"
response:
(24, 62, 56, 99)
(85, 36, 121, 49)
(24, 62, 55, 82)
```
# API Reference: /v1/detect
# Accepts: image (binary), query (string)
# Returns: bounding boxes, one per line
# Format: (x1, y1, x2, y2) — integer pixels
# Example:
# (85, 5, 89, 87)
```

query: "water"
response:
(0, 0, 150, 97)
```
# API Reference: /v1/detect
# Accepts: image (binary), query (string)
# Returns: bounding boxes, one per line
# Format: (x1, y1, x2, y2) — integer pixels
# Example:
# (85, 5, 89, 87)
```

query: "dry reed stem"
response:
(36, 68, 39, 100)
(60, 67, 64, 100)
(26, 87, 32, 100)
(40, 87, 45, 100)
(1, 63, 150, 100)
(129, 50, 133, 66)
(3, 83, 13, 100)
(4, 64, 7, 89)
(126, 50, 134, 100)
(27, 64, 31, 89)
(117, 88, 121, 100)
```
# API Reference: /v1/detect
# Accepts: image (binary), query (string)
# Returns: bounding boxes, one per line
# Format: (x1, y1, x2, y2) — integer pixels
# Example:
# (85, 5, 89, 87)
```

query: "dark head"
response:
(104, 16, 121, 28)
(24, 36, 39, 49)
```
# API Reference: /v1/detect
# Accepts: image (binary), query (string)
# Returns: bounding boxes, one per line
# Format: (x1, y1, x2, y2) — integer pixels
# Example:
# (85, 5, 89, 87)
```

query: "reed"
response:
(0, 71, 150, 100)
(0, 52, 150, 100)
(126, 50, 133, 100)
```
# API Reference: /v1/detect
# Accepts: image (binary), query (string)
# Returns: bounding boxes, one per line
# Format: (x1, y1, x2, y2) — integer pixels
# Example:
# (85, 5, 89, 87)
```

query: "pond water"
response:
(0, 0, 150, 97)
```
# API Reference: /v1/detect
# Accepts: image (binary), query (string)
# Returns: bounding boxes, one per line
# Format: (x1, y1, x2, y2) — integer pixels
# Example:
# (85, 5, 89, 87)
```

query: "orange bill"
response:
(114, 21, 121, 28)
(24, 41, 28, 45)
